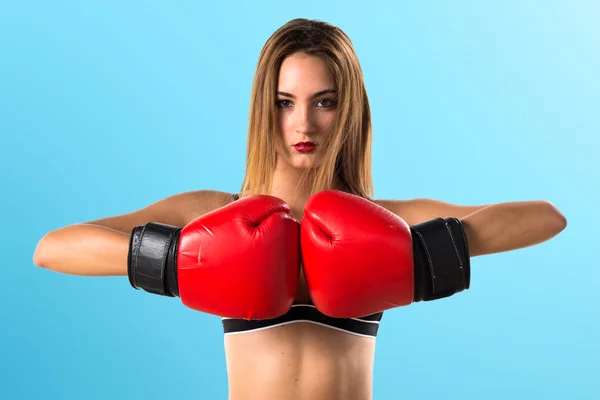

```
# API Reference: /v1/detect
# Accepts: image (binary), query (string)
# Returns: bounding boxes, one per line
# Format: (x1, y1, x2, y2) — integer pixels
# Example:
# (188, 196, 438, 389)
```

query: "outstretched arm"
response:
(459, 201, 567, 257)
(379, 198, 567, 257)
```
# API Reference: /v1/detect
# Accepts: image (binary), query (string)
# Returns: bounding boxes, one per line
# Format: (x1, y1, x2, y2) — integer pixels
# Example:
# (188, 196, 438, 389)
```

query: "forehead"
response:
(278, 53, 334, 92)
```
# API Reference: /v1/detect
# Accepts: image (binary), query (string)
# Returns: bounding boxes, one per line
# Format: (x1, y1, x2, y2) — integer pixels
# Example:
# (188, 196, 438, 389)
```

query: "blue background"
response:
(2, 1, 598, 399)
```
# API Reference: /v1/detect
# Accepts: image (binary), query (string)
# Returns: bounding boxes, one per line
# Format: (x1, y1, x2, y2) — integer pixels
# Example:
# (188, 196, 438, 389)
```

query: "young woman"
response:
(33, 18, 567, 400)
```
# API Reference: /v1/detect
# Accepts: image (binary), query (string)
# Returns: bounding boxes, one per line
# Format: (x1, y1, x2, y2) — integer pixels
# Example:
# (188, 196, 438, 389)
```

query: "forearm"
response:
(460, 201, 567, 257)
(33, 224, 130, 276)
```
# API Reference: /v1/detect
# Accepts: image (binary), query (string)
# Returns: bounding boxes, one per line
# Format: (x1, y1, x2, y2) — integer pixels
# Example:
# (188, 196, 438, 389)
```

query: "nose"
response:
(294, 105, 316, 134)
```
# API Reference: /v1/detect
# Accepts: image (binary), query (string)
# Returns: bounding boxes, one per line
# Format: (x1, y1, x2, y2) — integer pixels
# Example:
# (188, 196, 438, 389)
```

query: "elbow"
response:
(544, 201, 567, 236)
(33, 232, 55, 270)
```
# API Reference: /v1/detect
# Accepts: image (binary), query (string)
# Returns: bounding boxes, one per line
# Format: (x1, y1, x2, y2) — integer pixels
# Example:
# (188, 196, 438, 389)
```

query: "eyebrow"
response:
(276, 89, 337, 99)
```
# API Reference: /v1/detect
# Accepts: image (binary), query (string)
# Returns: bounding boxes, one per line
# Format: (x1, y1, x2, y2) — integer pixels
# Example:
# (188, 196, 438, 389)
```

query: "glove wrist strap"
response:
(127, 222, 182, 297)
(411, 217, 471, 302)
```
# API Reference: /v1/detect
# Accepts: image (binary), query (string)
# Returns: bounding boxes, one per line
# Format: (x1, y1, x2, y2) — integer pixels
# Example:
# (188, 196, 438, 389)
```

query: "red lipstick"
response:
(293, 142, 317, 153)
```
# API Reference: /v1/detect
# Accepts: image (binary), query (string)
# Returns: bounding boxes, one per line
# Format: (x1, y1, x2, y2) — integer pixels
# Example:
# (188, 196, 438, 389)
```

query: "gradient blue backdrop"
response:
(1, 1, 598, 399)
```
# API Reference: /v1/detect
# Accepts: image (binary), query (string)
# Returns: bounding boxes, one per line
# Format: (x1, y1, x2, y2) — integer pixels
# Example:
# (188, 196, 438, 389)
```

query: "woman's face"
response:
(275, 53, 338, 170)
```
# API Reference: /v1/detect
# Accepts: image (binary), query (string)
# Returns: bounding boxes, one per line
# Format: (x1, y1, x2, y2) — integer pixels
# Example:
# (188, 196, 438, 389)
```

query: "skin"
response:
(32, 52, 567, 400)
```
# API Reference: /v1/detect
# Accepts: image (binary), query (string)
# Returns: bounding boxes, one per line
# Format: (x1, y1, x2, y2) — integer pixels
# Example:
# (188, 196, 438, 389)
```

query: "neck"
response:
(270, 158, 344, 220)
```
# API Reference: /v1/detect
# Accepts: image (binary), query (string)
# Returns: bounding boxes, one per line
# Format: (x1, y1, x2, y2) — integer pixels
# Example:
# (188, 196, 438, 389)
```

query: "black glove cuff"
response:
(127, 222, 182, 297)
(411, 217, 471, 302)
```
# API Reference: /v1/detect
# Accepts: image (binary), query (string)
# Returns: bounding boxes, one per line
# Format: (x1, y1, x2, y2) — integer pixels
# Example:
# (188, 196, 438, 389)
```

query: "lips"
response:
(293, 142, 317, 153)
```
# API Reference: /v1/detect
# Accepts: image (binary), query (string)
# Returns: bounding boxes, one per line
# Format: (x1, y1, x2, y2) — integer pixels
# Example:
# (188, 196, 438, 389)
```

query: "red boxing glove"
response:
(301, 190, 470, 318)
(128, 195, 300, 320)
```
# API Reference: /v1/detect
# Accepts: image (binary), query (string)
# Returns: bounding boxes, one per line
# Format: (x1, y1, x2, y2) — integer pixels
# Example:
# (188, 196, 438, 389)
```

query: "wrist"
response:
(411, 217, 470, 302)
(127, 223, 182, 297)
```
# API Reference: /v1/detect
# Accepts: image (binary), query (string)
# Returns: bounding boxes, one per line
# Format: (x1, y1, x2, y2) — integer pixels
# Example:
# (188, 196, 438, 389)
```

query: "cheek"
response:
(317, 112, 337, 132)
(276, 113, 294, 138)
(274, 114, 289, 152)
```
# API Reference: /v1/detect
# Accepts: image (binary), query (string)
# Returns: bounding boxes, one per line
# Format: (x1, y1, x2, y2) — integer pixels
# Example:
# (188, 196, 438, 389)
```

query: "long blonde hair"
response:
(240, 18, 373, 199)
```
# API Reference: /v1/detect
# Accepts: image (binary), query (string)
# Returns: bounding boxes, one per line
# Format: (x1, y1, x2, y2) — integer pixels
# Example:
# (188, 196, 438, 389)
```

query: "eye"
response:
(276, 100, 293, 108)
(316, 98, 337, 108)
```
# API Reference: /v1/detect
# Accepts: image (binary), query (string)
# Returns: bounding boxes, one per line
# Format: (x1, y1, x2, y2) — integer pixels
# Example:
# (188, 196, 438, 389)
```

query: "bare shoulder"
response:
(175, 190, 237, 224)
(374, 198, 489, 226)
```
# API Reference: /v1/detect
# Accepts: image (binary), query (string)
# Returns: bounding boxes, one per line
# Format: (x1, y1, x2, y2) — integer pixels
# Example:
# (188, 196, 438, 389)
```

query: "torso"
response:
(182, 190, 420, 400)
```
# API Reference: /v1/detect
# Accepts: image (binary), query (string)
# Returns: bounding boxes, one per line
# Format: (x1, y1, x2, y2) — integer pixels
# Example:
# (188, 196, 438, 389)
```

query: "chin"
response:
(275, 151, 320, 170)
(291, 156, 323, 170)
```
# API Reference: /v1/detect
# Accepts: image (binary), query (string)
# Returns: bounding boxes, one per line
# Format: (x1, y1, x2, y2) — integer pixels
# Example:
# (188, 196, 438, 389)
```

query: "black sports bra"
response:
(222, 193, 384, 338)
